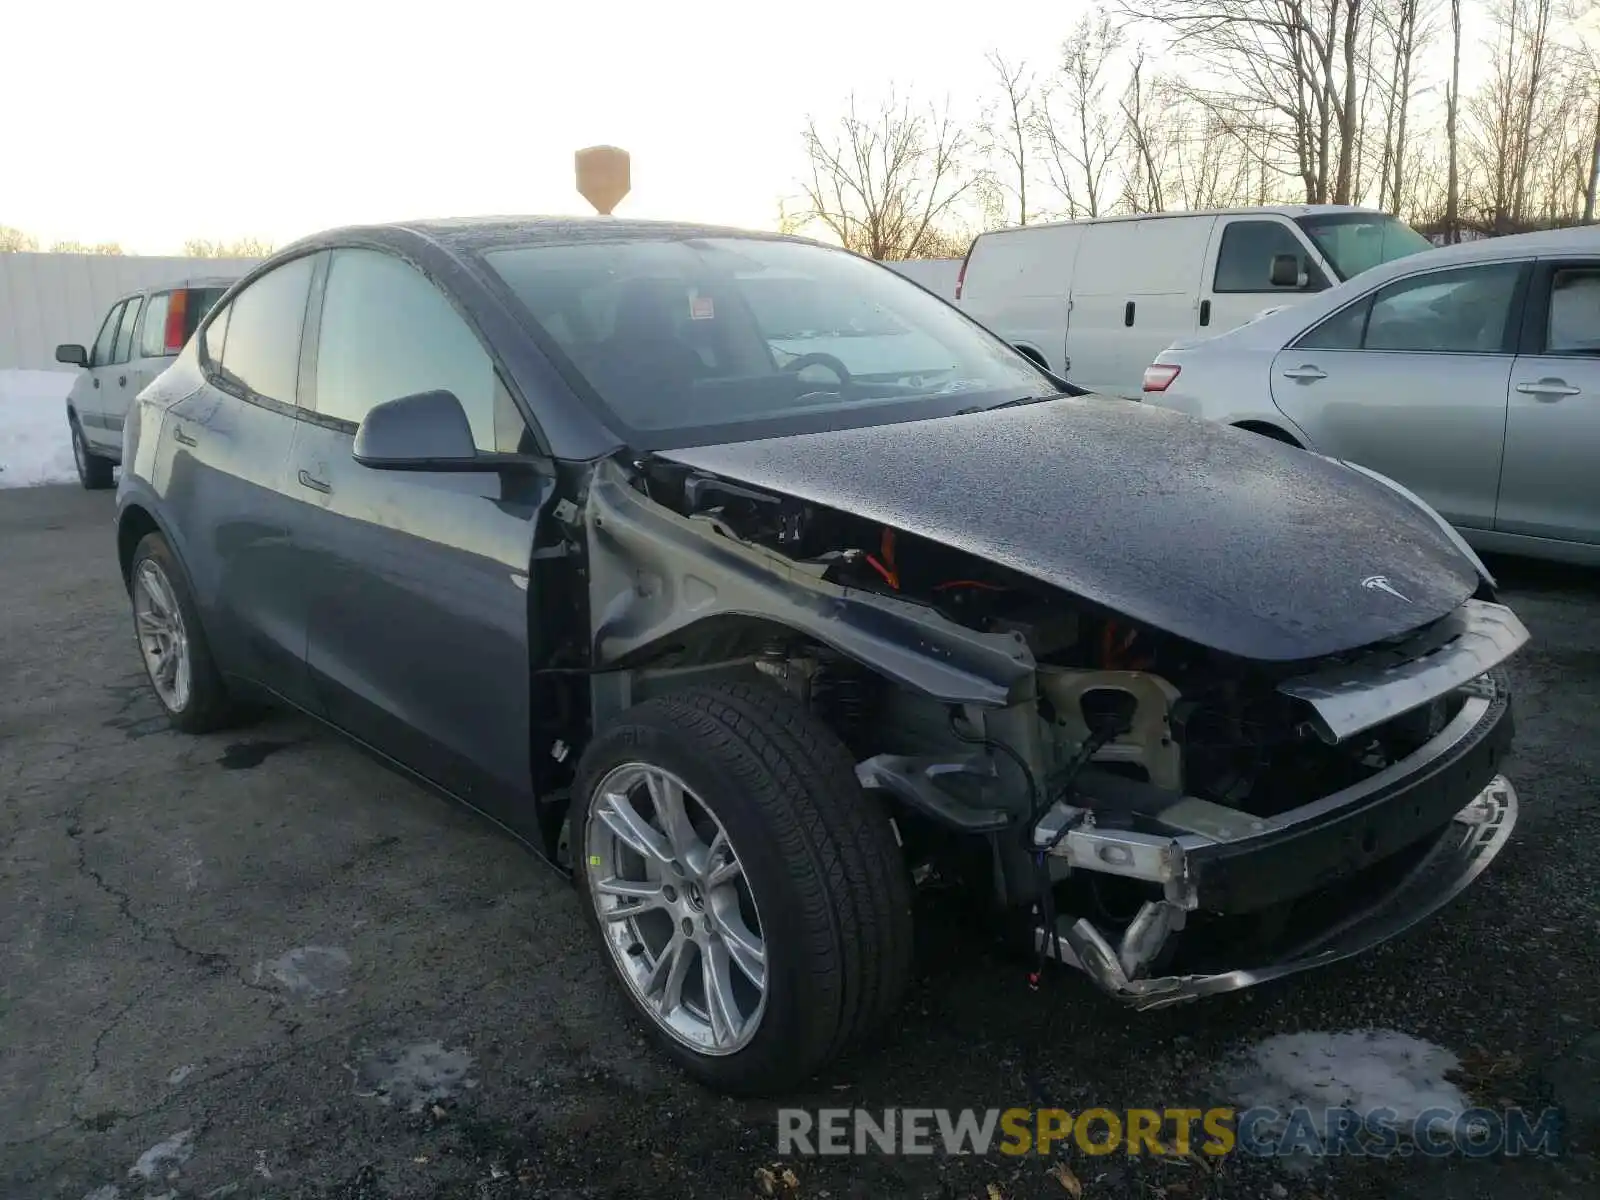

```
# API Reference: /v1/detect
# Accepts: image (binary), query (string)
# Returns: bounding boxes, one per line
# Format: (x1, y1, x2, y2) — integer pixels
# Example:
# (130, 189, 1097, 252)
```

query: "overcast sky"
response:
(6, 1, 1512, 254)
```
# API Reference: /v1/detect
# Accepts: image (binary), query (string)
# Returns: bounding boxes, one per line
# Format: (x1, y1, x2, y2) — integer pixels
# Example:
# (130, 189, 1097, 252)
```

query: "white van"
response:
(955, 206, 1434, 398)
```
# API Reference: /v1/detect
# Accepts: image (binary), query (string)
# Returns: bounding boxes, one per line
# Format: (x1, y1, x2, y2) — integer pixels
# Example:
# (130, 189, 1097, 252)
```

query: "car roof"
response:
(975, 204, 1390, 238)
(282, 215, 822, 259)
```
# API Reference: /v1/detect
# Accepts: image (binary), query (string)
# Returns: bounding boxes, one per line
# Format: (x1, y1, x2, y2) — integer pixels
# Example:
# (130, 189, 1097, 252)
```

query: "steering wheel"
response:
(780, 352, 853, 389)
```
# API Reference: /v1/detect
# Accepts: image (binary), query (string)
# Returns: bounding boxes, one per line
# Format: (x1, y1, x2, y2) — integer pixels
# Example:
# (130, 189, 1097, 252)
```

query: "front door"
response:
(290, 246, 548, 831)
(1201, 216, 1332, 336)
(1269, 260, 1526, 531)
(1497, 258, 1600, 544)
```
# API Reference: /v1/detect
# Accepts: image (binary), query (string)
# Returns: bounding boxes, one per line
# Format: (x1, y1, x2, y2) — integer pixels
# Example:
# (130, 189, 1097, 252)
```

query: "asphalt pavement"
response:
(3, 483, 1599, 1200)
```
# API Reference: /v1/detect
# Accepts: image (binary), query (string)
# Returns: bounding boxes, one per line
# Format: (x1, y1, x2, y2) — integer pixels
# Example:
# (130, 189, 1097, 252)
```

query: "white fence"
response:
(0, 253, 261, 371)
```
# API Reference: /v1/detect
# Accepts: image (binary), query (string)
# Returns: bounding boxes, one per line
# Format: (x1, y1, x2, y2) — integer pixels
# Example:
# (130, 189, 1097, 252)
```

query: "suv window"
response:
(139, 293, 172, 359)
(1295, 263, 1522, 354)
(314, 248, 514, 450)
(1213, 221, 1326, 293)
(1546, 266, 1600, 355)
(112, 297, 145, 365)
(213, 256, 316, 404)
(91, 302, 124, 367)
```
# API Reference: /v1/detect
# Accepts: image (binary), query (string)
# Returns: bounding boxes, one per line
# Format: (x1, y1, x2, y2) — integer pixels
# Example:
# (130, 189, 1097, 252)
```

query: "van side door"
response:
(1200, 216, 1333, 335)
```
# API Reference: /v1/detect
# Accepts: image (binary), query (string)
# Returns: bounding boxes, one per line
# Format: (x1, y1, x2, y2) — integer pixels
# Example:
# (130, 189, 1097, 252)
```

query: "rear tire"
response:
(572, 680, 914, 1095)
(128, 532, 244, 733)
(71, 417, 114, 490)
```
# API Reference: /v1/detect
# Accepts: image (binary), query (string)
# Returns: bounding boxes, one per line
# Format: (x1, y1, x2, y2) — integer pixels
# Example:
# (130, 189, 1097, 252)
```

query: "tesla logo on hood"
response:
(1361, 575, 1411, 603)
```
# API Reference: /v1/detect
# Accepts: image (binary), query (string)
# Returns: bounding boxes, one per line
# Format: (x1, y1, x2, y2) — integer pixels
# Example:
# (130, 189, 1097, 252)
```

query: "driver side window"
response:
(312, 248, 525, 452)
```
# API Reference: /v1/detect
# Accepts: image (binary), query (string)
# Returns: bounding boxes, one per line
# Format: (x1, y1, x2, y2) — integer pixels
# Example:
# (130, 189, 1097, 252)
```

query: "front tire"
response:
(572, 681, 913, 1095)
(71, 417, 115, 490)
(128, 532, 243, 733)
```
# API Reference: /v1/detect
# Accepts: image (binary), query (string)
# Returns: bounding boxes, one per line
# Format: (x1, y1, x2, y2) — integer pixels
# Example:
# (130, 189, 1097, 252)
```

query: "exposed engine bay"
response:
(566, 454, 1527, 1007)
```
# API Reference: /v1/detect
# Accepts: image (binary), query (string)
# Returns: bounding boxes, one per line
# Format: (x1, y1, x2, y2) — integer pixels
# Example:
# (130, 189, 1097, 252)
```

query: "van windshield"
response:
(479, 236, 1055, 449)
(1295, 213, 1433, 281)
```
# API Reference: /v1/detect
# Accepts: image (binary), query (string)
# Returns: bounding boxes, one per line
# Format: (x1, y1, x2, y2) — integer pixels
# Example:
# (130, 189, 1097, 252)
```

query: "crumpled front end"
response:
(1015, 601, 1526, 1006)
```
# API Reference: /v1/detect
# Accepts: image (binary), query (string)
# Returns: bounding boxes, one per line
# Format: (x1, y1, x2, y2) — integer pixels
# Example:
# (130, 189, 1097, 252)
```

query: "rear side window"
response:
(139, 293, 172, 358)
(90, 302, 124, 367)
(1213, 221, 1324, 293)
(214, 256, 317, 404)
(1546, 266, 1600, 355)
(112, 297, 145, 364)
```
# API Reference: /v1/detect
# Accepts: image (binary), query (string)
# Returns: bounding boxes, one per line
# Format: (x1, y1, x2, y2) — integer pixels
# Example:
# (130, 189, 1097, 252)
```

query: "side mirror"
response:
(1269, 254, 1305, 289)
(353, 390, 485, 471)
(55, 343, 88, 368)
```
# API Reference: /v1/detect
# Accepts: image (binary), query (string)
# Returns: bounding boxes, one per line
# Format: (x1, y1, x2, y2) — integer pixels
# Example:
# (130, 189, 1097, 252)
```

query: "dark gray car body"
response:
(115, 220, 1524, 1013)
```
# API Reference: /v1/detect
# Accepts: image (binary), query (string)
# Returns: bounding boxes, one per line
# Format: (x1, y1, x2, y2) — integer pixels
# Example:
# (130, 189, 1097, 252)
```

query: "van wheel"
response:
(71, 417, 115, 490)
(572, 680, 913, 1095)
(128, 532, 243, 733)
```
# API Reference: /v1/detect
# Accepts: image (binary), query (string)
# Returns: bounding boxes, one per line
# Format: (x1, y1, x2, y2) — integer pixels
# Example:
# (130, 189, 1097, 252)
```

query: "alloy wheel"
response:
(585, 763, 768, 1055)
(133, 559, 192, 713)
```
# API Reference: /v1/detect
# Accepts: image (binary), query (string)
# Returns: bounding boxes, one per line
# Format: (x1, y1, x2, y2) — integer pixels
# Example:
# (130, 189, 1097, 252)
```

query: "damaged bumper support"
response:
(1026, 674, 1518, 1008)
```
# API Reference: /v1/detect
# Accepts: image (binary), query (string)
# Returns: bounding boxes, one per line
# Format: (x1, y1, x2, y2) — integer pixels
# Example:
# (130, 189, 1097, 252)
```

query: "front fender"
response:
(582, 458, 1036, 709)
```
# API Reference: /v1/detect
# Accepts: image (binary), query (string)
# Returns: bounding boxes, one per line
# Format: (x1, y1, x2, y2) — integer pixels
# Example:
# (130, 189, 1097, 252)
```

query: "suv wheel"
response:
(129, 532, 243, 733)
(71, 417, 114, 490)
(573, 680, 913, 1095)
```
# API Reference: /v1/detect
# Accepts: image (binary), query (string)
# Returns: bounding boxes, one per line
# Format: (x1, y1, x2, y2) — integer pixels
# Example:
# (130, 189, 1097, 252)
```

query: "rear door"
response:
(97, 293, 146, 453)
(1496, 258, 1600, 544)
(1201, 216, 1332, 335)
(289, 245, 548, 829)
(1269, 260, 1527, 530)
(76, 298, 130, 452)
(165, 255, 320, 704)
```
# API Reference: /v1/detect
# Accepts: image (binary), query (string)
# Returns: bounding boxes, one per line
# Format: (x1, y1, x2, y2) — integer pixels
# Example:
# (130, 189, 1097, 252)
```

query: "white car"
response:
(1141, 225, 1600, 566)
(54, 278, 236, 488)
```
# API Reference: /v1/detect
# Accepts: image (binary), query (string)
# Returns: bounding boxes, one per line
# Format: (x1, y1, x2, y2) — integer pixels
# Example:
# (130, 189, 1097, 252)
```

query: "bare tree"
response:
(184, 237, 275, 257)
(1035, 12, 1127, 217)
(1466, 0, 1563, 230)
(48, 240, 124, 254)
(1119, 49, 1167, 212)
(1446, 0, 1464, 239)
(1373, 0, 1433, 214)
(798, 92, 977, 260)
(977, 51, 1037, 226)
(1119, 0, 1376, 205)
(0, 225, 38, 252)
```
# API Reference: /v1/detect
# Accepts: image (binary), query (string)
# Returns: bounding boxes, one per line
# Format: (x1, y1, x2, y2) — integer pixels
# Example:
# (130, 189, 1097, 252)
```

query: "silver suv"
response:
(54, 279, 235, 488)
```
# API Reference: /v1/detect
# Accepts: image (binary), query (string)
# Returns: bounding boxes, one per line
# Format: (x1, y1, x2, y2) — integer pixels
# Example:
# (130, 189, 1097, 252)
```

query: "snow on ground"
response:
(1220, 1028, 1472, 1136)
(0, 369, 77, 488)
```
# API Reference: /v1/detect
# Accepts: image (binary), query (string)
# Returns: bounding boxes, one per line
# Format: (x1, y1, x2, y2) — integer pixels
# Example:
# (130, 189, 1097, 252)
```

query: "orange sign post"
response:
(575, 146, 631, 215)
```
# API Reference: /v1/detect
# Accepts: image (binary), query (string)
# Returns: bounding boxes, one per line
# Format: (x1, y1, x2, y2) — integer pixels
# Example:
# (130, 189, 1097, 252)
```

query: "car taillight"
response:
(164, 290, 190, 353)
(954, 249, 971, 301)
(1142, 363, 1181, 393)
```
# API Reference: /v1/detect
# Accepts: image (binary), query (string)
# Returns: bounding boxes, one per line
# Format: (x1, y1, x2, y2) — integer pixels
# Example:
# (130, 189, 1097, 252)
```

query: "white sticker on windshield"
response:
(690, 293, 715, 320)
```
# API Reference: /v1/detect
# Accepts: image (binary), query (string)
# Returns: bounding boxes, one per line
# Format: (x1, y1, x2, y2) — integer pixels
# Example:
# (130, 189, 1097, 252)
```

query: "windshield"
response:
(478, 236, 1053, 448)
(1296, 213, 1433, 281)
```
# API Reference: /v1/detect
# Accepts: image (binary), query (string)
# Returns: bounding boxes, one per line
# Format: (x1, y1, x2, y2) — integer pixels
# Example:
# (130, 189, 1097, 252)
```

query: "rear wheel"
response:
(129, 532, 244, 733)
(71, 417, 114, 490)
(572, 680, 914, 1095)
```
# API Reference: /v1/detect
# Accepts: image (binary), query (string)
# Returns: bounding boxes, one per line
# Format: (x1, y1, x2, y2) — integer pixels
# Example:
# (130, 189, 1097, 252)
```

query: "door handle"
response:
(1281, 364, 1327, 381)
(118, 374, 127, 387)
(1123, 300, 1136, 327)
(93, 378, 100, 389)
(172, 425, 198, 447)
(1514, 378, 1580, 399)
(1199, 299, 1212, 327)
(297, 468, 331, 494)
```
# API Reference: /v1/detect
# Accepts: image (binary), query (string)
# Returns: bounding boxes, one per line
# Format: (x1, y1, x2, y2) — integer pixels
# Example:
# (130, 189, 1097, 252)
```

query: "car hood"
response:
(659, 396, 1478, 663)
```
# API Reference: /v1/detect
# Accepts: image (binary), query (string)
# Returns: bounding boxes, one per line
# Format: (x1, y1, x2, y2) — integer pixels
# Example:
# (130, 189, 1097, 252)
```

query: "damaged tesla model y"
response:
(116, 218, 1527, 1095)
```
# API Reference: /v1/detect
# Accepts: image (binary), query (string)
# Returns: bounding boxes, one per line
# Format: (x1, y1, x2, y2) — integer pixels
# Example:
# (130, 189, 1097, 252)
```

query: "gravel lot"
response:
(3, 482, 1599, 1200)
